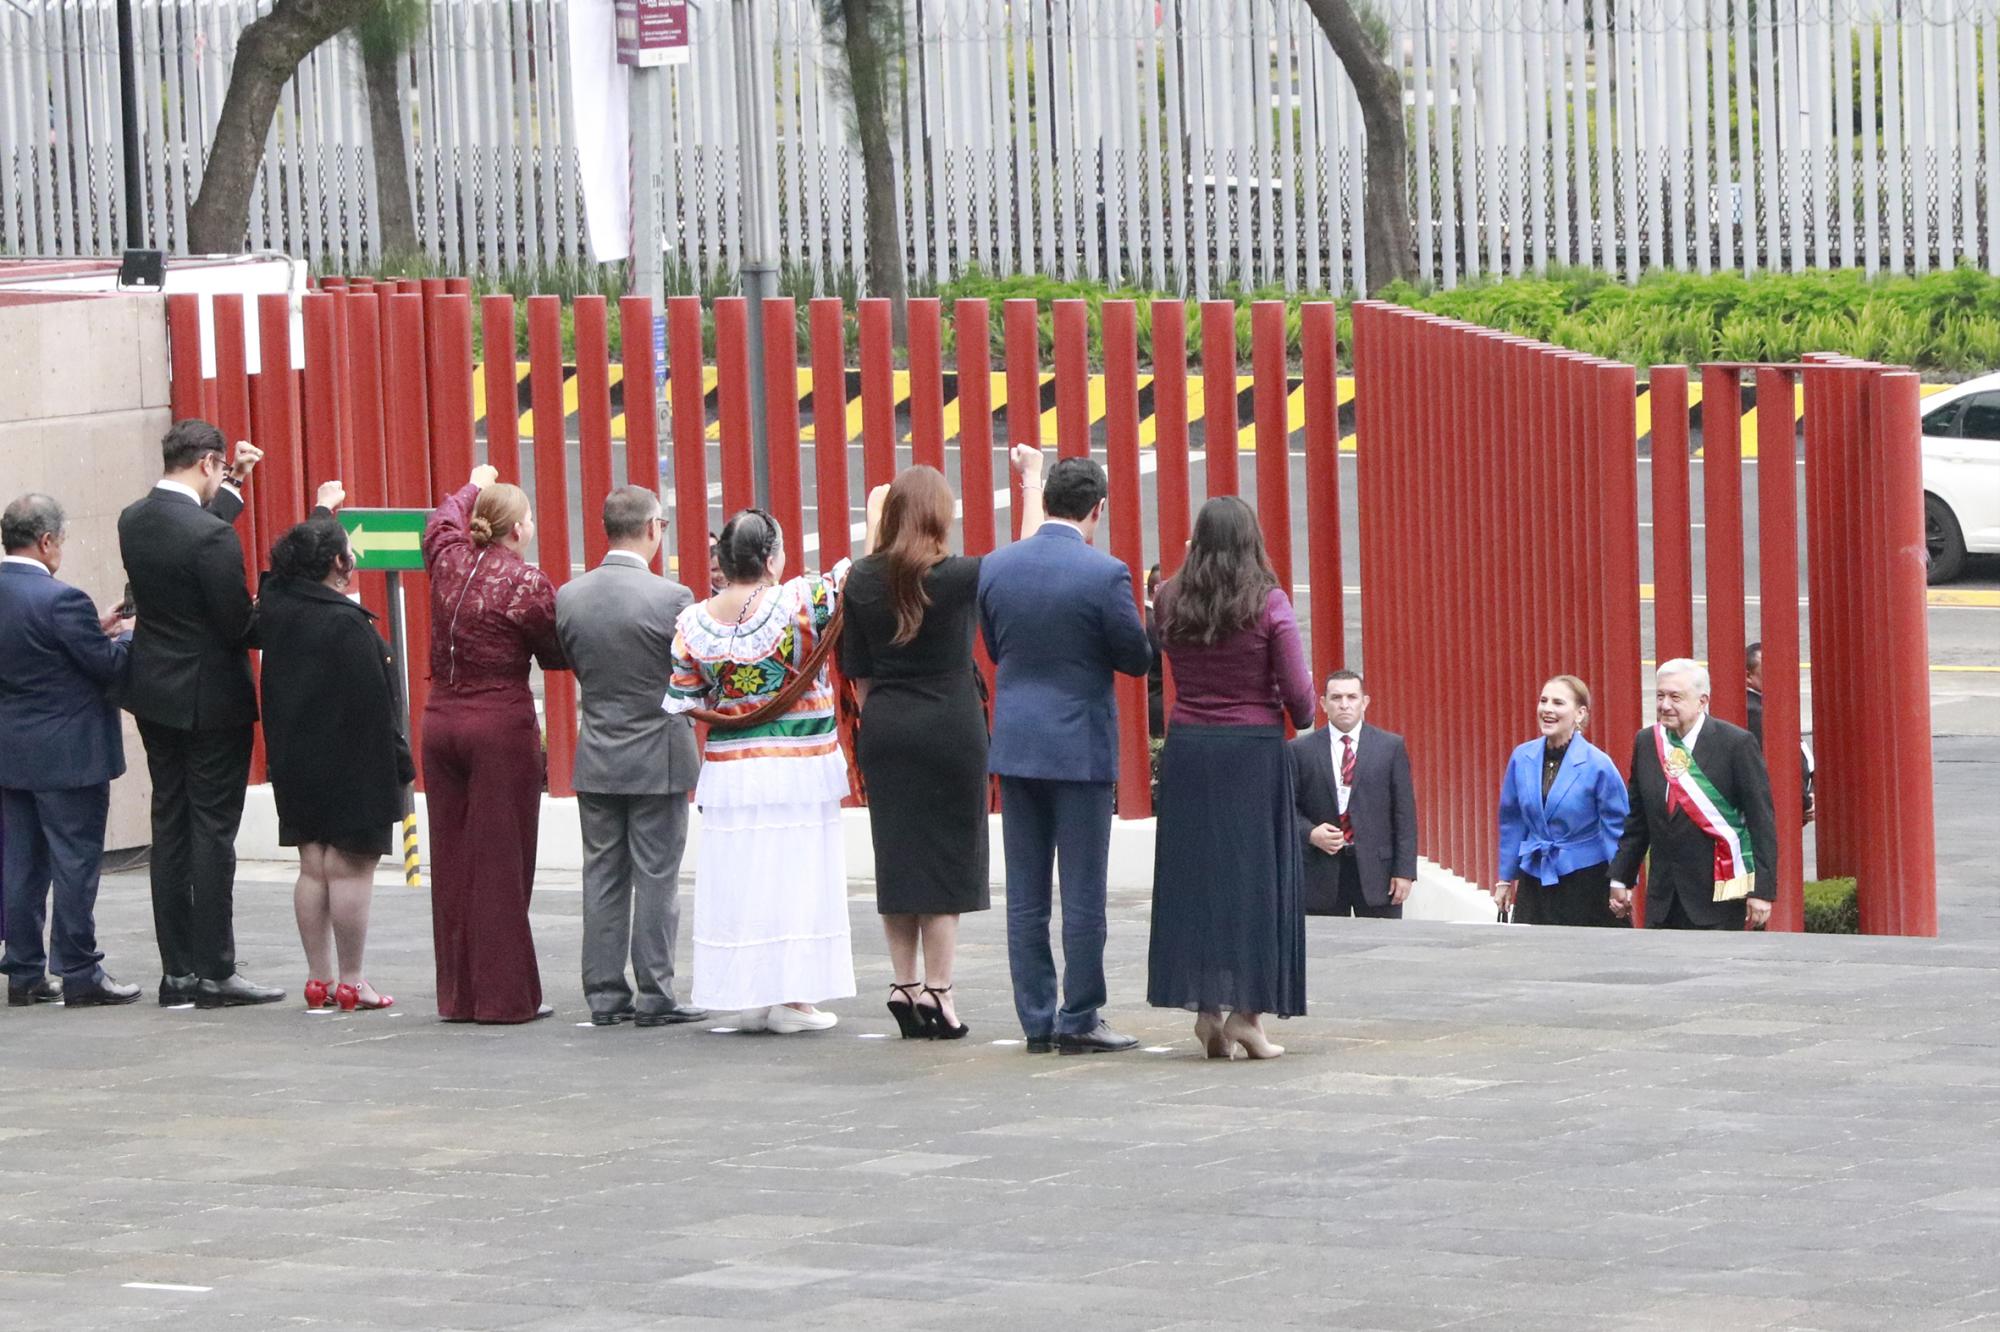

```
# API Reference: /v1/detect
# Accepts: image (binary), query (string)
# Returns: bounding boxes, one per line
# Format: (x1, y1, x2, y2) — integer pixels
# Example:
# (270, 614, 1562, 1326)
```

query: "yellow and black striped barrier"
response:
(474, 364, 1951, 460)
(402, 813, 422, 889)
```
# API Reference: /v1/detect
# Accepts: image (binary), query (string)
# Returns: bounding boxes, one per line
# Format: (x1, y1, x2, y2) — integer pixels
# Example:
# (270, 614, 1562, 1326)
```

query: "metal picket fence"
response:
(4, 0, 1996, 289)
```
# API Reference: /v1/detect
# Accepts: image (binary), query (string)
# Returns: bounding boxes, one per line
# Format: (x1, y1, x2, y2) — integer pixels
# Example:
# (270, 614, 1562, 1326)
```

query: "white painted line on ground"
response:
(123, 1283, 212, 1293)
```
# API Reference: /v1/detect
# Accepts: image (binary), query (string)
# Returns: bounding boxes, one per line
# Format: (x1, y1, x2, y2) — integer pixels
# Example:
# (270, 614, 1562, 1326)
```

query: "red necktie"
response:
(1339, 734, 1356, 845)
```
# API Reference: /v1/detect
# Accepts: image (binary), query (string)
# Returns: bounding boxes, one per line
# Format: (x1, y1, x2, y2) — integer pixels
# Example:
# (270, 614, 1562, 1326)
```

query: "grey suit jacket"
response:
(555, 554, 699, 795)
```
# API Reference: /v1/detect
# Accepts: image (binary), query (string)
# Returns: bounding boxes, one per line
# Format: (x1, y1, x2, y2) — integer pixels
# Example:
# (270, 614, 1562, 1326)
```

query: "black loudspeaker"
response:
(118, 248, 164, 289)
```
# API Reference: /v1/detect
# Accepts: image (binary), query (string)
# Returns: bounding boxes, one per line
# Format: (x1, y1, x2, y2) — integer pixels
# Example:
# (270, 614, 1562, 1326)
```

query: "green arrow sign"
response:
(339, 508, 429, 572)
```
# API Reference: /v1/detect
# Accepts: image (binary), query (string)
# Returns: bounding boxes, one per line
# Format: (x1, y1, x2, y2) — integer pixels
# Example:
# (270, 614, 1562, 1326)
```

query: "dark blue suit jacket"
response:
(978, 525, 1153, 783)
(1497, 735, 1629, 886)
(0, 561, 128, 790)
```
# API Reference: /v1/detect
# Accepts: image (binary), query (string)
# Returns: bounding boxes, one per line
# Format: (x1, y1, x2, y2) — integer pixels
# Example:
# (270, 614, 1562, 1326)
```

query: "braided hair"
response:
(716, 508, 782, 584)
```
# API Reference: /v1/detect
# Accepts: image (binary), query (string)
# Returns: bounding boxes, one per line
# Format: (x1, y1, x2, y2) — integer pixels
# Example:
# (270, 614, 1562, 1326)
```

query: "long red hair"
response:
(877, 466, 955, 645)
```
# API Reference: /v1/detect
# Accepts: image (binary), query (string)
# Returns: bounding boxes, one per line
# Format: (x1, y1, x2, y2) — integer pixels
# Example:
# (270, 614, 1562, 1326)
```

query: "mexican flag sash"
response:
(1656, 725, 1755, 902)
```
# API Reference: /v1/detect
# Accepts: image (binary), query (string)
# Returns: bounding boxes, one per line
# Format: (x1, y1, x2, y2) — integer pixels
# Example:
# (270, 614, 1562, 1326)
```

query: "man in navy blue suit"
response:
(0, 494, 142, 1006)
(979, 456, 1153, 1054)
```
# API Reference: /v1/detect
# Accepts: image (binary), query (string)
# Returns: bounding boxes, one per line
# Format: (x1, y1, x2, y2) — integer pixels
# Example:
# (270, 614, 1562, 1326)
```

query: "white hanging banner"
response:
(567, 0, 632, 263)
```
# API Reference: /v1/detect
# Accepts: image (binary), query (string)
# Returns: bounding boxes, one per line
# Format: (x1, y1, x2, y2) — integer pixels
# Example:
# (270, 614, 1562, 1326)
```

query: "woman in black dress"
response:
(260, 512, 414, 1012)
(840, 454, 1043, 1040)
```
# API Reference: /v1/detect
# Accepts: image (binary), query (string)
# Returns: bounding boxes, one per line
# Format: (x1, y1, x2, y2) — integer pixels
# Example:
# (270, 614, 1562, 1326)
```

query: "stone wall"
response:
(0, 292, 172, 850)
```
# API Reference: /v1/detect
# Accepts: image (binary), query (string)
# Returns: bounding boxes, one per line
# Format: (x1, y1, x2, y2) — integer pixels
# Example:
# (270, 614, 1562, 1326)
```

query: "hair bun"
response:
(468, 515, 494, 545)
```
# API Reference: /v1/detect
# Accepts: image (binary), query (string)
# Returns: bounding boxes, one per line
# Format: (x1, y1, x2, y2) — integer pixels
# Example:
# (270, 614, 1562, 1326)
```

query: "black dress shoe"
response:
(1057, 1022, 1140, 1055)
(8, 977, 62, 1006)
(193, 974, 285, 1008)
(1024, 1035, 1056, 1054)
(64, 974, 143, 1007)
(158, 974, 198, 1007)
(590, 1007, 637, 1027)
(635, 1003, 710, 1028)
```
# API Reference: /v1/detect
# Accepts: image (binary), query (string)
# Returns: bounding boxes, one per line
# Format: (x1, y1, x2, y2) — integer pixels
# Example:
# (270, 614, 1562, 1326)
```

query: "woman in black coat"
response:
(259, 512, 413, 1012)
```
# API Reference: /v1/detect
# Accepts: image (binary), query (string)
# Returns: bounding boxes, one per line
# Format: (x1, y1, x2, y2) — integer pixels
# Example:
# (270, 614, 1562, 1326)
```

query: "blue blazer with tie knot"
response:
(1497, 734, 1629, 886)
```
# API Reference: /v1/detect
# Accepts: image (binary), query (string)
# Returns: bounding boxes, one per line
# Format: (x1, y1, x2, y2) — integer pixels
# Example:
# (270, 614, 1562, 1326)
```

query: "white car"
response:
(1920, 370, 2000, 584)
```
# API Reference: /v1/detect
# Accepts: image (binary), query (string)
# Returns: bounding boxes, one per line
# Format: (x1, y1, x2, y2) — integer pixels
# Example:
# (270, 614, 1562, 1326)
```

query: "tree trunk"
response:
(363, 37, 419, 260)
(840, 0, 907, 334)
(187, 0, 378, 254)
(1299, 0, 1416, 293)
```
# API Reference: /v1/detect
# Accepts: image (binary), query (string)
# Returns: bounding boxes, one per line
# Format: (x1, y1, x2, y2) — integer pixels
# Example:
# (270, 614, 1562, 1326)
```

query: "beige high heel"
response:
(1193, 1010, 1234, 1059)
(1222, 1012, 1285, 1060)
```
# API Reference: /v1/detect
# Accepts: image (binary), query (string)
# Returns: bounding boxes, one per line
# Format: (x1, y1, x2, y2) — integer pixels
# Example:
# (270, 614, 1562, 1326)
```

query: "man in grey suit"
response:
(555, 486, 707, 1028)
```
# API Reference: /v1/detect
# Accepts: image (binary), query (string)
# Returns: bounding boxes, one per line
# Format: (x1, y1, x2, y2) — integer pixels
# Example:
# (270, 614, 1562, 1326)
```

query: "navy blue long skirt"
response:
(1146, 723, 1306, 1016)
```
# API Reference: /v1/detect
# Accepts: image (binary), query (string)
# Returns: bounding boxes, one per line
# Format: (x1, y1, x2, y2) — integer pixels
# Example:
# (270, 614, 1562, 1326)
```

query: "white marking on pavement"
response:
(123, 1283, 212, 1293)
(1143, 1046, 1176, 1053)
(856, 1032, 888, 1039)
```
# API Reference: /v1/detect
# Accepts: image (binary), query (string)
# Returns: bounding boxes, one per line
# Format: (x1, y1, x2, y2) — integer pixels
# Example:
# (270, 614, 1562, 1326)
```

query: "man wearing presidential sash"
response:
(1609, 659, 1780, 930)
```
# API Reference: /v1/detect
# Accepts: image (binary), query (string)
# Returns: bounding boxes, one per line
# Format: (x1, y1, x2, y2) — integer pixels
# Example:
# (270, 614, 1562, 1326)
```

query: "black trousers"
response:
(138, 720, 254, 981)
(1329, 849, 1402, 919)
(1655, 885, 1748, 931)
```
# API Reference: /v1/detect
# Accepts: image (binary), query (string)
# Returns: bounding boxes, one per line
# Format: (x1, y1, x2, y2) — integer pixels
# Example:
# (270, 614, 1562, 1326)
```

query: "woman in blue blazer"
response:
(1494, 676, 1631, 927)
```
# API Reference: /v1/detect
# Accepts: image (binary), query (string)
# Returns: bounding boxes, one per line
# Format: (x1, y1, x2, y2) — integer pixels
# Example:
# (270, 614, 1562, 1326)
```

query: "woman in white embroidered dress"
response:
(664, 494, 883, 1033)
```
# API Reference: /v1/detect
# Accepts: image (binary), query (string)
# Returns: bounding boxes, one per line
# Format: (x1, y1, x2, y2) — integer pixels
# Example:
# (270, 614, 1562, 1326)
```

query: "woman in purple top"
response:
(1146, 496, 1315, 1059)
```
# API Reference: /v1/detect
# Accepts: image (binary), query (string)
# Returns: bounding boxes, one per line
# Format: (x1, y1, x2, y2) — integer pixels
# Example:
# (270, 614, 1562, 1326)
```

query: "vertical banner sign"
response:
(653, 313, 669, 389)
(616, 0, 691, 67)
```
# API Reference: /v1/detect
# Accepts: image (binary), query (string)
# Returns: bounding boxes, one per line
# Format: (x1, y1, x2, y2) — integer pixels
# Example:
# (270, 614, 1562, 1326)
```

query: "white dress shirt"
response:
(153, 477, 241, 505)
(1329, 723, 1363, 816)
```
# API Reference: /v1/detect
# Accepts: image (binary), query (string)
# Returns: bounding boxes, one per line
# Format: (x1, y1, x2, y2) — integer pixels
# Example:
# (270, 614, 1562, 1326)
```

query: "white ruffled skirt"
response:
(690, 751, 856, 1012)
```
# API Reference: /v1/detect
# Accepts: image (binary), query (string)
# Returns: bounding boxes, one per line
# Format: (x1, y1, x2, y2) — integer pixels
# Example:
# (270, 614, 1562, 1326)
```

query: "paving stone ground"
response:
(3, 737, 1996, 1331)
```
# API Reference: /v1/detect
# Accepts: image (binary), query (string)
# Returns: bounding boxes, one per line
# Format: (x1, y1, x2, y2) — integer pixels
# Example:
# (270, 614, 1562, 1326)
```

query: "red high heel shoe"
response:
(303, 979, 334, 1010)
(334, 982, 394, 1012)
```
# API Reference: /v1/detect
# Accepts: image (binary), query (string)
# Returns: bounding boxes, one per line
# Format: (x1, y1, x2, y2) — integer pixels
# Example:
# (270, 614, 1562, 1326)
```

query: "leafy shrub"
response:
(1803, 878, 1859, 934)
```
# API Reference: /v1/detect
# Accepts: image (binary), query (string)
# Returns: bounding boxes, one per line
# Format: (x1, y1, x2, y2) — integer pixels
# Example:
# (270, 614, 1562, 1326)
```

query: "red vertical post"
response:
(1201, 300, 1239, 496)
(1799, 357, 1836, 882)
(1301, 303, 1343, 685)
(1599, 361, 1645, 789)
(858, 297, 897, 492)
(669, 296, 710, 591)
(763, 296, 805, 579)
(1052, 299, 1090, 460)
(384, 292, 434, 761)
(1251, 300, 1293, 592)
(212, 294, 261, 617)
(1814, 364, 1867, 884)
(528, 295, 577, 797)
(1875, 370, 1936, 936)
(714, 297, 755, 516)
(1152, 300, 1193, 578)
(344, 292, 389, 508)
(955, 298, 999, 750)
(1702, 365, 1749, 724)
(1754, 367, 1805, 932)
(385, 294, 432, 509)
(1003, 298, 1040, 539)
(620, 296, 664, 570)
(255, 292, 304, 532)
(1649, 365, 1696, 662)
(427, 294, 477, 498)
(300, 292, 342, 495)
(575, 295, 616, 570)
(955, 300, 996, 558)
(481, 295, 521, 483)
(444, 277, 472, 297)
(907, 297, 946, 472)
(166, 293, 204, 419)
(1103, 301, 1151, 819)
(809, 299, 852, 566)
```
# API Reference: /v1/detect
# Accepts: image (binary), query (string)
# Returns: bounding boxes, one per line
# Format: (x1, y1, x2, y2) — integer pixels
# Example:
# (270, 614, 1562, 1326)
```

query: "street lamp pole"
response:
(115, 0, 145, 247)
(731, 0, 779, 504)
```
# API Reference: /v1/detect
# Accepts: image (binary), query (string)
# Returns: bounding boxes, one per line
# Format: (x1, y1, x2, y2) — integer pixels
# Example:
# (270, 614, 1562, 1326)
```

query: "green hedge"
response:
(1804, 878, 1860, 934)
(354, 257, 2000, 376)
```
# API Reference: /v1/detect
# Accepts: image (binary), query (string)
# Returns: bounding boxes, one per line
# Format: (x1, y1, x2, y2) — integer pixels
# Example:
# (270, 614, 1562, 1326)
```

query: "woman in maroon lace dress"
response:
(421, 464, 567, 1023)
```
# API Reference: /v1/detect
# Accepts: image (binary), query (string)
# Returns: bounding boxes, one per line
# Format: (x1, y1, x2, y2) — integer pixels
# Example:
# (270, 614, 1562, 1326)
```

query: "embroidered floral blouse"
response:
(422, 483, 567, 704)
(663, 563, 850, 802)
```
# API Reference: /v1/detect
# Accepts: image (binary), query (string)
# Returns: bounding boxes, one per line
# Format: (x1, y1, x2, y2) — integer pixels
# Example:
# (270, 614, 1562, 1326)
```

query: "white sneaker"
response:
(735, 1007, 769, 1032)
(764, 1004, 838, 1034)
